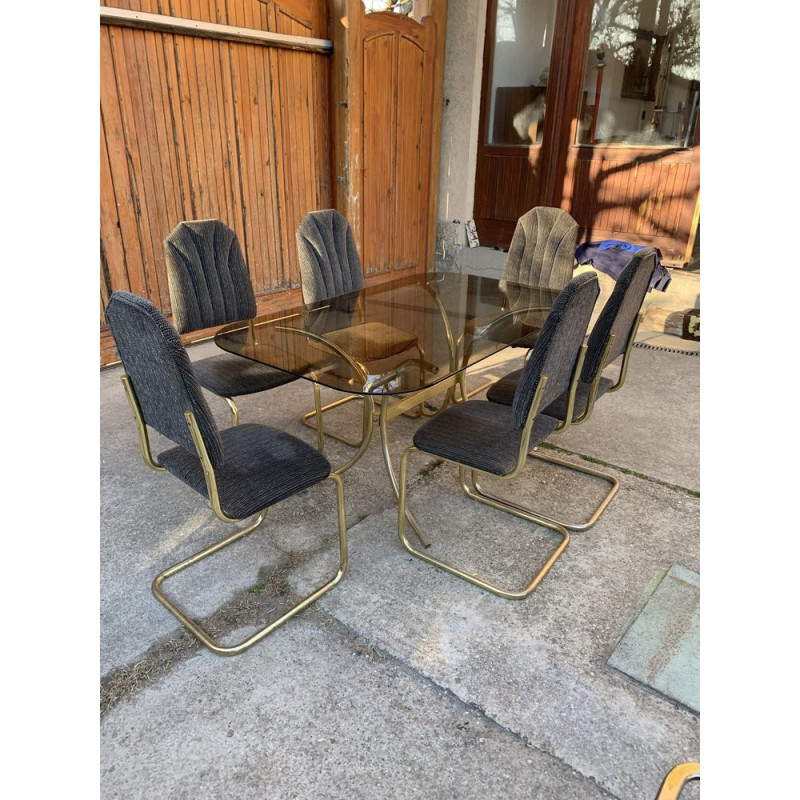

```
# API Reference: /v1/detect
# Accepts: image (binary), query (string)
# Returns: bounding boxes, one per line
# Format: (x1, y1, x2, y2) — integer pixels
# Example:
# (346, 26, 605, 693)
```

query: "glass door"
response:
(473, 0, 560, 247)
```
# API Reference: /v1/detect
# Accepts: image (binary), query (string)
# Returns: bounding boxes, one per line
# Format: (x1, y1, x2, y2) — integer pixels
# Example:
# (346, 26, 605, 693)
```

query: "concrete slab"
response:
(101, 619, 611, 800)
(608, 565, 700, 713)
(100, 328, 700, 800)
(305, 459, 700, 799)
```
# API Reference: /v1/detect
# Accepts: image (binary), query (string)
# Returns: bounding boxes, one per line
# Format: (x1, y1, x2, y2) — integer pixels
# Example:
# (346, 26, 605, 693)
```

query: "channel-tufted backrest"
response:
(164, 219, 257, 334)
(511, 272, 599, 428)
(581, 248, 657, 382)
(296, 210, 364, 304)
(105, 291, 225, 467)
(503, 207, 579, 291)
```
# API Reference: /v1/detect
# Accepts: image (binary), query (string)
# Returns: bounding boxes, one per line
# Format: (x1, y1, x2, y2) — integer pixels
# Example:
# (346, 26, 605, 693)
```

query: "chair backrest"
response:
(503, 206, 579, 290)
(296, 209, 363, 304)
(164, 219, 257, 334)
(105, 291, 225, 467)
(581, 247, 658, 382)
(511, 272, 599, 428)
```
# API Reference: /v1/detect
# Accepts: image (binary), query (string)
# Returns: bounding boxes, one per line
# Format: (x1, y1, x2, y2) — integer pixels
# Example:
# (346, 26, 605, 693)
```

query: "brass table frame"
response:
(215, 275, 557, 550)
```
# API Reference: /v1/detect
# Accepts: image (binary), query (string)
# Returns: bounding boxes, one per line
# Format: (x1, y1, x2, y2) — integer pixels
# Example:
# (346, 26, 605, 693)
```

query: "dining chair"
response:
(164, 219, 296, 426)
(295, 208, 428, 449)
(503, 206, 579, 291)
(105, 290, 348, 656)
(459, 207, 579, 401)
(397, 271, 599, 599)
(485, 247, 658, 531)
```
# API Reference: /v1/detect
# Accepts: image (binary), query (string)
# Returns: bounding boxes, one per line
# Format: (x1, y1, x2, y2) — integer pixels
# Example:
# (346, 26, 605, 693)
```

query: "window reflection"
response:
(577, 0, 700, 147)
(362, 1, 415, 14)
(488, 0, 558, 146)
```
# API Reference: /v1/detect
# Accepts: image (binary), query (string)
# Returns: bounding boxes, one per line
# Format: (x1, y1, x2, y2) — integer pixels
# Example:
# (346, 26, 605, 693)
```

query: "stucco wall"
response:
(435, 0, 486, 270)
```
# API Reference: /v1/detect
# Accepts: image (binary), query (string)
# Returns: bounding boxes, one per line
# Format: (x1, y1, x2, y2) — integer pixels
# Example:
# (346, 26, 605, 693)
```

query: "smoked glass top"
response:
(214, 272, 559, 396)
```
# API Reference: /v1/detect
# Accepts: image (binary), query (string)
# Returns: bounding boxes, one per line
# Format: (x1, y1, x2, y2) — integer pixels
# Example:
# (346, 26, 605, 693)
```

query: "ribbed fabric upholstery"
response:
(530, 375, 614, 421)
(487, 249, 656, 424)
(411, 273, 597, 477)
(485, 366, 524, 407)
(580, 248, 657, 382)
(191, 353, 296, 397)
(163, 219, 297, 399)
(165, 220, 257, 334)
(105, 291, 225, 466)
(413, 402, 559, 476)
(159, 424, 330, 519)
(503, 207, 579, 290)
(296, 210, 364, 304)
(105, 291, 331, 519)
(296, 210, 420, 366)
(511, 272, 599, 428)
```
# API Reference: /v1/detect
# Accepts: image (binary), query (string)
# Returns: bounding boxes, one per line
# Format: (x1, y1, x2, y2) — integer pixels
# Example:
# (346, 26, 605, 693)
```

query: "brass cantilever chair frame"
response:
(296, 209, 431, 451)
(482, 249, 658, 531)
(396, 272, 599, 599)
(107, 290, 348, 657)
(655, 762, 700, 800)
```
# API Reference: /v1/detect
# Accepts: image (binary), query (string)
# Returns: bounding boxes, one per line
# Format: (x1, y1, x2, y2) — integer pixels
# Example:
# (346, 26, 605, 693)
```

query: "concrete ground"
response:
(99, 265, 700, 799)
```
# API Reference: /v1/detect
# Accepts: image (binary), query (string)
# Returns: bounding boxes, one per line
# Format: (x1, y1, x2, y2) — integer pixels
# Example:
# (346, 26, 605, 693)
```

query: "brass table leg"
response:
(379, 395, 432, 549)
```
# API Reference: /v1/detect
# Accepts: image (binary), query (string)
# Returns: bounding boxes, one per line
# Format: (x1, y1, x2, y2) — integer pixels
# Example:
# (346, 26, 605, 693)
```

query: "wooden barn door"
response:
(330, 1, 445, 281)
(99, 0, 332, 365)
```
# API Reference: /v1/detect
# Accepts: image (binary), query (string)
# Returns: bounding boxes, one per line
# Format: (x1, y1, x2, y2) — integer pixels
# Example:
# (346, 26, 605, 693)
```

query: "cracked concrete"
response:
(100, 320, 699, 799)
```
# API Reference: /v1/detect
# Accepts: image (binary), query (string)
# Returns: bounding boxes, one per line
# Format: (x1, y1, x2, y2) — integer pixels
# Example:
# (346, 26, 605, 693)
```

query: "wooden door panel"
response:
(362, 31, 397, 276)
(395, 34, 428, 271)
(355, 8, 437, 278)
(566, 146, 699, 261)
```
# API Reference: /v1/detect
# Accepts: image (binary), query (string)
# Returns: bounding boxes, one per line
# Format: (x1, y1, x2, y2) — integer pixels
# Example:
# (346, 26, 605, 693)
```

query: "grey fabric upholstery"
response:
(580, 248, 657, 382)
(165, 220, 257, 334)
(106, 291, 225, 466)
(164, 219, 297, 399)
(411, 273, 598, 477)
(296, 210, 364, 304)
(510, 272, 599, 427)
(191, 353, 295, 397)
(503, 207, 579, 290)
(538, 376, 614, 421)
(413, 402, 559, 476)
(487, 248, 657, 423)
(159, 424, 331, 520)
(105, 291, 331, 520)
(489, 370, 614, 419)
(296, 210, 420, 366)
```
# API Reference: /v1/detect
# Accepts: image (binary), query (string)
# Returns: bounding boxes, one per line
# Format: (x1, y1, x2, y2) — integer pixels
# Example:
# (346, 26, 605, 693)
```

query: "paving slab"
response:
(101, 618, 614, 800)
(608, 565, 700, 713)
(100, 333, 700, 799)
(301, 456, 699, 800)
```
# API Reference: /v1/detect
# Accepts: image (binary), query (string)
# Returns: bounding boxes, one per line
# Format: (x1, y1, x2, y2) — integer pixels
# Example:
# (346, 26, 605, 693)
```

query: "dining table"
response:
(215, 271, 560, 547)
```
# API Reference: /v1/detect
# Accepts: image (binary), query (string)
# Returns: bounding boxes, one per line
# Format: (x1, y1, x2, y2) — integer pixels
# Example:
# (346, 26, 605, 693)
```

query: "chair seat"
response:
(192, 353, 297, 398)
(159, 424, 331, 519)
(323, 321, 417, 362)
(487, 369, 614, 422)
(413, 400, 559, 476)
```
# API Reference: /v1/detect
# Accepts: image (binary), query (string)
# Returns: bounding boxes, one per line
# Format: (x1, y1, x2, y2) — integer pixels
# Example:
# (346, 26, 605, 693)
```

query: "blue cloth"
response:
(575, 240, 671, 292)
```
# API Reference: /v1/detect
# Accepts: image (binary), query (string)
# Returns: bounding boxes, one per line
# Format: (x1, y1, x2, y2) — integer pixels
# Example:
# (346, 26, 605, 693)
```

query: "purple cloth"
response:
(575, 240, 671, 292)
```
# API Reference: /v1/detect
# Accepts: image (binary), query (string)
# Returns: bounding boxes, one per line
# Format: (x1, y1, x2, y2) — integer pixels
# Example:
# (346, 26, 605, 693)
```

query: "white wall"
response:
(435, 0, 487, 266)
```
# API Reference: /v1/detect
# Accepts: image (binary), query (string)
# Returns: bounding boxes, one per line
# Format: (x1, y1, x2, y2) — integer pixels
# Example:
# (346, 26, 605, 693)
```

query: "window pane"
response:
(363, 1, 414, 14)
(576, 0, 700, 147)
(488, 0, 558, 146)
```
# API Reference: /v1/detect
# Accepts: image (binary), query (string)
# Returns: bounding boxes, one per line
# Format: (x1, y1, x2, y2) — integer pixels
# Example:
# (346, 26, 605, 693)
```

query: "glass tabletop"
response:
(214, 272, 559, 396)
